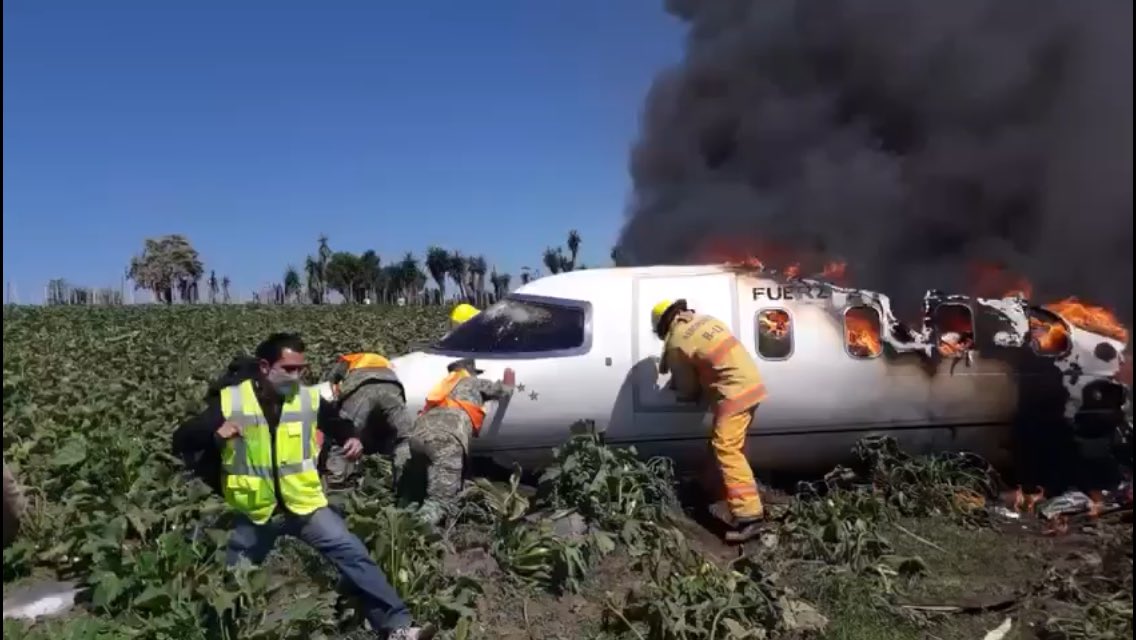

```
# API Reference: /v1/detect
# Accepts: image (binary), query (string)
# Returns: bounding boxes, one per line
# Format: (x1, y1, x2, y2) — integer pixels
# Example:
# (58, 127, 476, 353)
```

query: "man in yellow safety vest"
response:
(651, 299, 769, 542)
(174, 332, 433, 640)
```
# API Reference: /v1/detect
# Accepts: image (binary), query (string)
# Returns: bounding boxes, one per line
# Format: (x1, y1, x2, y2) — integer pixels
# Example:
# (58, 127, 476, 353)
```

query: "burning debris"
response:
(614, 0, 1133, 325)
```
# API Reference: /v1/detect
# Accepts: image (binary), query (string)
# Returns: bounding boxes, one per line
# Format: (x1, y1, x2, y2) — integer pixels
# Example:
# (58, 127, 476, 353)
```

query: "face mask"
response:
(267, 369, 300, 397)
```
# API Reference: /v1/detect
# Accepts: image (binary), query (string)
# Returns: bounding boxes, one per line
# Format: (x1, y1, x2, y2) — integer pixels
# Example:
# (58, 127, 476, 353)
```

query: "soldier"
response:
(317, 353, 414, 490)
(652, 298, 769, 542)
(395, 358, 514, 526)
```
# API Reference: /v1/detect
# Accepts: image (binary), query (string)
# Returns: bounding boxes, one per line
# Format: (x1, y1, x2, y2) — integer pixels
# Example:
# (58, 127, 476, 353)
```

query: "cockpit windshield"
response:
(431, 296, 588, 355)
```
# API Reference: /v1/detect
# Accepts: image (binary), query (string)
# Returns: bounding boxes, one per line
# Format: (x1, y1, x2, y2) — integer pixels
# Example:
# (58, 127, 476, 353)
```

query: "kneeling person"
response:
(397, 358, 513, 526)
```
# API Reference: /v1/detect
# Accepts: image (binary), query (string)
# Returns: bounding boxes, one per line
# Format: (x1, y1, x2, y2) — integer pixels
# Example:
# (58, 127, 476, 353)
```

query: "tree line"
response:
(46, 230, 595, 306)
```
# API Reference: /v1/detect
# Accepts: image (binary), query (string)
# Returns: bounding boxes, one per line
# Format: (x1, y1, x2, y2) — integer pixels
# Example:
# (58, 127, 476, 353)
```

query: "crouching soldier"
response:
(317, 353, 414, 490)
(173, 332, 433, 640)
(395, 358, 514, 526)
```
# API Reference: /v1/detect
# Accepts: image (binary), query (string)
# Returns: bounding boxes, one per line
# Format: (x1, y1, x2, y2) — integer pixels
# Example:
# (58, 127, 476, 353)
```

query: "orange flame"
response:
(759, 309, 791, 339)
(1043, 298, 1129, 344)
(1029, 314, 1072, 355)
(695, 240, 849, 283)
(1008, 486, 1045, 515)
(935, 306, 975, 357)
(845, 307, 882, 357)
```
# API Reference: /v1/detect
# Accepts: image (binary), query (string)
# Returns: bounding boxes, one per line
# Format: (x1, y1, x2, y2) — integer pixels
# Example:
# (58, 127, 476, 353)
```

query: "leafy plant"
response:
(536, 420, 678, 542)
(604, 527, 785, 639)
(470, 471, 592, 595)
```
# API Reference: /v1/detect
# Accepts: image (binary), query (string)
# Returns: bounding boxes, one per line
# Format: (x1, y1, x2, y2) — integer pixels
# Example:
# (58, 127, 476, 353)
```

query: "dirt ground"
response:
(446, 501, 1133, 640)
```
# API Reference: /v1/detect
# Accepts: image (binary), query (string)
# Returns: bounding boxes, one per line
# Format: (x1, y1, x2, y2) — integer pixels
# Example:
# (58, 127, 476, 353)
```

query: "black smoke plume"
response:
(616, 0, 1133, 323)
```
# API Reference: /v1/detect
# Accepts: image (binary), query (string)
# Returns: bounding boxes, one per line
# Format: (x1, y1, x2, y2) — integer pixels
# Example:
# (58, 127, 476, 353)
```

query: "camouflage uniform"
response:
(397, 365, 512, 525)
(320, 360, 414, 490)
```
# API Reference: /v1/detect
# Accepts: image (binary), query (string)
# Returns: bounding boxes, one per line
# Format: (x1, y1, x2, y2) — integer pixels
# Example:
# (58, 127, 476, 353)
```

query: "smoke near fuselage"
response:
(615, 0, 1133, 322)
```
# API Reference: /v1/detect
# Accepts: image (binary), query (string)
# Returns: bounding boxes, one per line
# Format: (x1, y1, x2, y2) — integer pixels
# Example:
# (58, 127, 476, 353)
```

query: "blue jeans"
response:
(226, 506, 412, 632)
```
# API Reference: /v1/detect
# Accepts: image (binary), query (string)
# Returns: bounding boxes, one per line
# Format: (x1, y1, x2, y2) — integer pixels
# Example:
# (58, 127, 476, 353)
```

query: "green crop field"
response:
(3, 305, 1131, 640)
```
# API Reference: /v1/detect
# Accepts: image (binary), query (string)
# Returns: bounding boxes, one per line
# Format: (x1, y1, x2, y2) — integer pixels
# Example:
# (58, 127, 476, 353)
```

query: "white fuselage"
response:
(390, 265, 1127, 477)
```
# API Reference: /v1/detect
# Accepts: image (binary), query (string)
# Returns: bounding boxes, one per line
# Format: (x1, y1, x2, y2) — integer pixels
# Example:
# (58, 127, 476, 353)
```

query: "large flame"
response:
(845, 307, 882, 358)
(694, 243, 1130, 357)
(696, 240, 849, 285)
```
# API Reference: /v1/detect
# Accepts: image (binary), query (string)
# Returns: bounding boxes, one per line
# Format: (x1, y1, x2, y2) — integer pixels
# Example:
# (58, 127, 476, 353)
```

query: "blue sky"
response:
(2, 1, 682, 302)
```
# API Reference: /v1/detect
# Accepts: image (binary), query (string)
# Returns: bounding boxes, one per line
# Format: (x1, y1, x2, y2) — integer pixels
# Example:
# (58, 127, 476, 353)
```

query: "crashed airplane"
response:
(390, 264, 1131, 478)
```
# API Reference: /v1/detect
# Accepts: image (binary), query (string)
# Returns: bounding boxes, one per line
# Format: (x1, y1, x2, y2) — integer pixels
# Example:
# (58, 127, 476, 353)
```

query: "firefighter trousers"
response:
(711, 406, 764, 520)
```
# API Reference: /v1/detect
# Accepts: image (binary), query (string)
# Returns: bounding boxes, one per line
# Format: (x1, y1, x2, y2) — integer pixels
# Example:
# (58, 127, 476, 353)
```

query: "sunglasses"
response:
(277, 364, 308, 374)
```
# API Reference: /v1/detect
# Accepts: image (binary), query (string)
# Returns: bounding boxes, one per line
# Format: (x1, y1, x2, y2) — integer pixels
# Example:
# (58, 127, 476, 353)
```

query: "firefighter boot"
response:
(708, 500, 765, 543)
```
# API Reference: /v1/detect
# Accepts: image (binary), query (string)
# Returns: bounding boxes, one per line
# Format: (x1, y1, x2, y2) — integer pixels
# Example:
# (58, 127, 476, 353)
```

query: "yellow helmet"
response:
(651, 299, 676, 337)
(450, 303, 480, 326)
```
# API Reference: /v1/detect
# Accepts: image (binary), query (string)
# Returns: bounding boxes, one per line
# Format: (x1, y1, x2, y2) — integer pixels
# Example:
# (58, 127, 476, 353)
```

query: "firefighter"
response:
(317, 353, 415, 490)
(395, 358, 514, 526)
(449, 303, 480, 330)
(651, 299, 768, 540)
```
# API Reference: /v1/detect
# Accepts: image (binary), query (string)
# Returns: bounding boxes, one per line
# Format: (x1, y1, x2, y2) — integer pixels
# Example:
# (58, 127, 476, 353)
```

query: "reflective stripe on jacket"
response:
(664, 312, 767, 419)
(219, 380, 327, 524)
(419, 370, 488, 436)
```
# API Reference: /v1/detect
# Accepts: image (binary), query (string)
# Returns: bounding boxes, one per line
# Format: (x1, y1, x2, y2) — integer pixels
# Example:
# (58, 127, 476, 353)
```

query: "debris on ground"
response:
(1, 580, 82, 621)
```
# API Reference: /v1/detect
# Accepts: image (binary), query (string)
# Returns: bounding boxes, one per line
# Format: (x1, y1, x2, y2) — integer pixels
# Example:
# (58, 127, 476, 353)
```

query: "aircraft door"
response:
(629, 273, 737, 453)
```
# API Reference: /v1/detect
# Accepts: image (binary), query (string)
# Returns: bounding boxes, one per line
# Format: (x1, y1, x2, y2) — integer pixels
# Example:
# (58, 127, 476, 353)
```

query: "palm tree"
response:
(358, 248, 381, 302)
(317, 234, 332, 301)
(426, 246, 450, 303)
(208, 271, 219, 304)
(468, 255, 488, 306)
(398, 253, 424, 304)
(447, 252, 469, 301)
(304, 256, 323, 304)
(542, 247, 564, 275)
(221, 276, 231, 303)
(283, 266, 302, 303)
(566, 230, 581, 271)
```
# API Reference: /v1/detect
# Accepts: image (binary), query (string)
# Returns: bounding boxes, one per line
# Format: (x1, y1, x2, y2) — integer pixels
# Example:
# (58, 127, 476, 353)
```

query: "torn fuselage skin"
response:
(758, 267, 1130, 487)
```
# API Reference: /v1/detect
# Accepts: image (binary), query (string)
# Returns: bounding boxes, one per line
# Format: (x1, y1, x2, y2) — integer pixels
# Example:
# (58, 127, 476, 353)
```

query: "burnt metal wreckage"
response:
(755, 263, 1133, 490)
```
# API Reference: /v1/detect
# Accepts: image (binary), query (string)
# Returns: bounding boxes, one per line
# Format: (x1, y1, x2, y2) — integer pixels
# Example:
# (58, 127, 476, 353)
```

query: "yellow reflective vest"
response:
(219, 380, 328, 524)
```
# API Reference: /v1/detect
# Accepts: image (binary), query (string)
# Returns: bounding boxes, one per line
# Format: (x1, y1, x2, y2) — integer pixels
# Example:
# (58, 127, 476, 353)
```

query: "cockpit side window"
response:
(431, 295, 590, 357)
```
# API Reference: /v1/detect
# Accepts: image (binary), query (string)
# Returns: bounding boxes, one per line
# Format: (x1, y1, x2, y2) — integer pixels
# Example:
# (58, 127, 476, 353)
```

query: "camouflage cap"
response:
(447, 358, 484, 375)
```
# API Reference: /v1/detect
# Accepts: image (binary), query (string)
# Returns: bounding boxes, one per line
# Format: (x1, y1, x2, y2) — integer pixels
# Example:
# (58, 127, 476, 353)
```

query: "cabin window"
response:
(755, 309, 793, 360)
(933, 303, 975, 357)
(432, 295, 588, 355)
(1027, 307, 1072, 357)
(844, 306, 883, 359)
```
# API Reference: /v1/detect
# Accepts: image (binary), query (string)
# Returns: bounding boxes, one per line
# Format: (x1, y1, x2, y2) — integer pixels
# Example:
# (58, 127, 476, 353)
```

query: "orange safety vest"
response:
(419, 370, 488, 436)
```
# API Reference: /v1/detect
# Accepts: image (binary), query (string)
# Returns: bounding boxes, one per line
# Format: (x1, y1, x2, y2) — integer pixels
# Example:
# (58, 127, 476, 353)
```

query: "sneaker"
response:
(387, 625, 437, 640)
